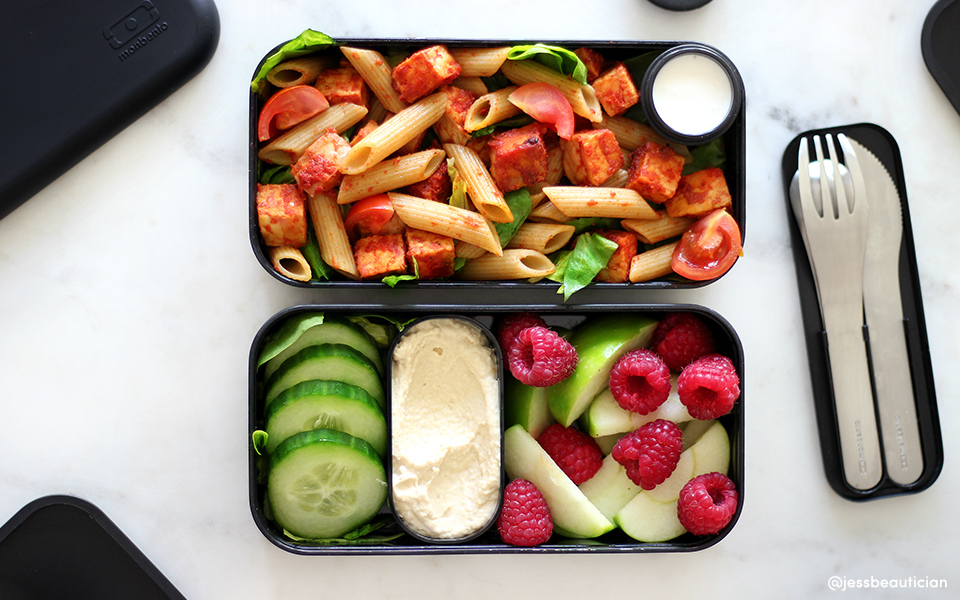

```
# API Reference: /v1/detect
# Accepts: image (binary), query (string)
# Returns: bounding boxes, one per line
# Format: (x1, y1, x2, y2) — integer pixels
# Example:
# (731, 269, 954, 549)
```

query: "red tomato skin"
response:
(671, 209, 741, 281)
(508, 82, 575, 140)
(344, 194, 396, 238)
(258, 86, 330, 142)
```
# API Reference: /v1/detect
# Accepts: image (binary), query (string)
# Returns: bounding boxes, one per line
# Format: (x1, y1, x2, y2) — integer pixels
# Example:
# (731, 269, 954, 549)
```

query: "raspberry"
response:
(677, 472, 738, 535)
(650, 313, 716, 371)
(611, 419, 683, 490)
(677, 354, 740, 420)
(496, 312, 546, 353)
(497, 478, 553, 546)
(537, 424, 603, 484)
(507, 326, 578, 387)
(608, 349, 671, 415)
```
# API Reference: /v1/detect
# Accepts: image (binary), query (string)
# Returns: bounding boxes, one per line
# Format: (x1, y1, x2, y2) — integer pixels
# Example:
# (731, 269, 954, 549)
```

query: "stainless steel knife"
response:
(847, 138, 924, 485)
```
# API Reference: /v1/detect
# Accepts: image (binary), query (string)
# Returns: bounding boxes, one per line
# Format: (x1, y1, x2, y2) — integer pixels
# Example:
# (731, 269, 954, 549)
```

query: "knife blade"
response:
(847, 138, 924, 485)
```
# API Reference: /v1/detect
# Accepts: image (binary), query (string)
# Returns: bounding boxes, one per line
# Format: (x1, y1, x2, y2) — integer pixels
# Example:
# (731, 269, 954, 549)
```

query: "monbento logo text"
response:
(103, 0, 168, 61)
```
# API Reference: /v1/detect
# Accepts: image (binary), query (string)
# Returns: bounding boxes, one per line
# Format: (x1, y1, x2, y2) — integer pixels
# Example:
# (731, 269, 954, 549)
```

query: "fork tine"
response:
(837, 133, 866, 215)
(812, 135, 836, 218)
(825, 134, 850, 215)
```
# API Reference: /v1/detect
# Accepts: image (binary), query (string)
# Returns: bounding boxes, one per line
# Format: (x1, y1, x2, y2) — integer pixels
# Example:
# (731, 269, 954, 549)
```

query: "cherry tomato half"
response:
(508, 82, 575, 140)
(671, 209, 742, 281)
(344, 194, 397, 238)
(257, 85, 330, 142)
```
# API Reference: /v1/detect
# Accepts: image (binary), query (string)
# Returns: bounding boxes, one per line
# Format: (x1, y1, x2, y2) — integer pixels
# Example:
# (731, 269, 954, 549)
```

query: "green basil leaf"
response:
(259, 164, 295, 185)
(495, 188, 533, 247)
(256, 312, 325, 367)
(682, 138, 727, 175)
(507, 44, 588, 84)
(565, 217, 622, 236)
(251, 29, 337, 94)
(302, 226, 333, 281)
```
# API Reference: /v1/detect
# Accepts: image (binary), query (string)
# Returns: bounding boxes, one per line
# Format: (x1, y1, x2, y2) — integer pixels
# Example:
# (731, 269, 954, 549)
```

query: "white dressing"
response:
(651, 53, 733, 137)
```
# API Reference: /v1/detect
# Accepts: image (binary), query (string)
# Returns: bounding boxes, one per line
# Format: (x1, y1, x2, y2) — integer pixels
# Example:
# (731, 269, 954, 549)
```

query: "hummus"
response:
(390, 317, 501, 540)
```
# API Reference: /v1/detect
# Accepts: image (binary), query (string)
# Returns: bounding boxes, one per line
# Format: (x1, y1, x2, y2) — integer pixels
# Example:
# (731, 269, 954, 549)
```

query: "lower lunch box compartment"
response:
(248, 303, 744, 554)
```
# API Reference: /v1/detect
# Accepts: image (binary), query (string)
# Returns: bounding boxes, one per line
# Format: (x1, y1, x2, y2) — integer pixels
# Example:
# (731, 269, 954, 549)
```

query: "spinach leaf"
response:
(495, 188, 533, 247)
(507, 44, 588, 84)
(683, 138, 727, 175)
(551, 233, 618, 300)
(251, 29, 337, 94)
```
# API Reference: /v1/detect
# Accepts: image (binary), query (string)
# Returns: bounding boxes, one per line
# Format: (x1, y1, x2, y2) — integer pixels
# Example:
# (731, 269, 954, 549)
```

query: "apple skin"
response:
(548, 316, 658, 427)
(504, 377, 555, 439)
(503, 424, 614, 539)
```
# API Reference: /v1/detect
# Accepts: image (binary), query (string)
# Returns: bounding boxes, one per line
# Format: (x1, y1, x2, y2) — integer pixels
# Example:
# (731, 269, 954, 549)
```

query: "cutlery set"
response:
(783, 125, 941, 500)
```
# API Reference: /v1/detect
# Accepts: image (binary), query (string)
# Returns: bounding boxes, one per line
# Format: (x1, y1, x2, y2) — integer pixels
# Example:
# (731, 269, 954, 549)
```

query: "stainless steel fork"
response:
(796, 133, 882, 491)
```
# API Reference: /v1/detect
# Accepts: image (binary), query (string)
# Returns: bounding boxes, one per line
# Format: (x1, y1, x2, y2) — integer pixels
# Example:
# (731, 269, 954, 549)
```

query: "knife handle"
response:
(867, 317, 925, 485)
(824, 325, 883, 491)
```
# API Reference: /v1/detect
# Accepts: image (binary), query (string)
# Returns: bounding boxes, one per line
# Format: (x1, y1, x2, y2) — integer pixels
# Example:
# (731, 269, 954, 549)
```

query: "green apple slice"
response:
(580, 378, 692, 438)
(690, 420, 731, 476)
(504, 424, 614, 539)
(614, 491, 686, 543)
(504, 377, 555, 439)
(548, 315, 658, 427)
(645, 448, 695, 503)
(681, 418, 717, 451)
(578, 453, 641, 520)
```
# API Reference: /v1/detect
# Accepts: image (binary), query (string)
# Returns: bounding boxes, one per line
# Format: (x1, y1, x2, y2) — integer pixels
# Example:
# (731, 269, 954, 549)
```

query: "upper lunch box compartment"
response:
(248, 34, 746, 301)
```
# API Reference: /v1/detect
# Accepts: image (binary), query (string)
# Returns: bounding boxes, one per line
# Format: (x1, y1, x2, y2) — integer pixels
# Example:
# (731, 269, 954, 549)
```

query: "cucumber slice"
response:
(268, 429, 387, 540)
(265, 380, 387, 456)
(260, 315, 384, 378)
(265, 344, 385, 410)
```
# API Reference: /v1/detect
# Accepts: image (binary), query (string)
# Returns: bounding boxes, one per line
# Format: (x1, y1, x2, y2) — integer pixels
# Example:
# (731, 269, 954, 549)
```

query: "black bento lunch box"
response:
(248, 36, 746, 296)
(248, 303, 745, 555)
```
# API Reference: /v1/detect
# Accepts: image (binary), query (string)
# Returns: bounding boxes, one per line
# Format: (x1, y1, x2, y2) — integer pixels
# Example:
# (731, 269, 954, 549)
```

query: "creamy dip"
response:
(390, 317, 501, 540)
(652, 52, 733, 137)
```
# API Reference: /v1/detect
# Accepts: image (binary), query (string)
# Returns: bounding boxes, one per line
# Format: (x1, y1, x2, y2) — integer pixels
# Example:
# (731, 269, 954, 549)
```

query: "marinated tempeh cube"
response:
(256, 183, 308, 247)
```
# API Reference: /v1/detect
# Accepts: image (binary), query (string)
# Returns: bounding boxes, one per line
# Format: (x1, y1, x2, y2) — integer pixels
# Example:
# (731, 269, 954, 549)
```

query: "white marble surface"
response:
(1, 0, 957, 597)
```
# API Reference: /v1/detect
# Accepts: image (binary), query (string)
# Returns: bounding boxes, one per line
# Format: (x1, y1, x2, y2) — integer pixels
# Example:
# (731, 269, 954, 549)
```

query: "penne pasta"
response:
(337, 149, 446, 204)
(268, 246, 312, 281)
(340, 46, 408, 113)
(527, 200, 572, 223)
(602, 168, 630, 189)
(456, 249, 555, 280)
(266, 55, 333, 88)
(596, 114, 692, 162)
(340, 93, 447, 175)
(500, 59, 602, 123)
(464, 86, 522, 132)
(389, 192, 502, 256)
(543, 186, 660, 220)
(454, 241, 489, 259)
(307, 191, 360, 280)
(443, 143, 513, 223)
(449, 47, 511, 77)
(629, 241, 680, 283)
(258, 103, 368, 165)
(506, 222, 575, 254)
(451, 76, 489, 96)
(622, 210, 695, 244)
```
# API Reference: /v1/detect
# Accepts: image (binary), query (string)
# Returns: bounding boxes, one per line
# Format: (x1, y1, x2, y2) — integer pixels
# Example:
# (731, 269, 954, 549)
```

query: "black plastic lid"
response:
(0, 0, 219, 221)
(0, 495, 187, 599)
(640, 43, 743, 146)
(647, 0, 713, 10)
(922, 0, 960, 117)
